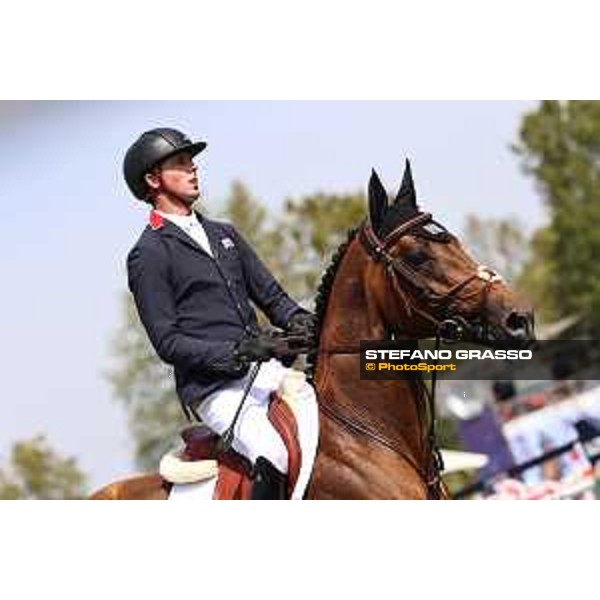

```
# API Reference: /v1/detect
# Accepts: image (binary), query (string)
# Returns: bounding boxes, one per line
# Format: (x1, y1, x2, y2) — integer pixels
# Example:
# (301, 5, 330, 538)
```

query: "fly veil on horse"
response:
(90, 161, 534, 500)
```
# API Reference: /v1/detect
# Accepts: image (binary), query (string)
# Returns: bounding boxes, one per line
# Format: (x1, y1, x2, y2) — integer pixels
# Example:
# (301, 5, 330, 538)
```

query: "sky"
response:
(0, 101, 544, 490)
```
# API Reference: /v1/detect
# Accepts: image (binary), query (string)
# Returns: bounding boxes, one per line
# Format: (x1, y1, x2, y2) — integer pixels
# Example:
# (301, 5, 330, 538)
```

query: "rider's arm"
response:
(127, 242, 247, 377)
(227, 225, 308, 329)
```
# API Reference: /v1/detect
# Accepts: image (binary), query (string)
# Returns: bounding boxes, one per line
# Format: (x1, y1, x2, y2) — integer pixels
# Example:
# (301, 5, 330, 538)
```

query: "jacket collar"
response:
(149, 210, 165, 230)
(148, 209, 220, 258)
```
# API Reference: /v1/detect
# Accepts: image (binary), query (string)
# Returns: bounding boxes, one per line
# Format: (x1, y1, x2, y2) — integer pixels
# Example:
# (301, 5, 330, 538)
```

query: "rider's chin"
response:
(182, 192, 200, 205)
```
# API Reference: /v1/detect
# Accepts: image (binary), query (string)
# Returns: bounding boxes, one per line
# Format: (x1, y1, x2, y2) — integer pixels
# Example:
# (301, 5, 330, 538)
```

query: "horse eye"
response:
(404, 249, 430, 267)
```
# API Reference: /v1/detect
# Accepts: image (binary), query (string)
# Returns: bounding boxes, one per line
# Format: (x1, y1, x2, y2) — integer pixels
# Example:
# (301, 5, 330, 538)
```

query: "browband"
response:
(368, 212, 433, 249)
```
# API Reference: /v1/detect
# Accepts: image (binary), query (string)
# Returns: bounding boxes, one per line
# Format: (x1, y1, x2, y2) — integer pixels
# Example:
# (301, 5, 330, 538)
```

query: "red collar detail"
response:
(149, 210, 165, 230)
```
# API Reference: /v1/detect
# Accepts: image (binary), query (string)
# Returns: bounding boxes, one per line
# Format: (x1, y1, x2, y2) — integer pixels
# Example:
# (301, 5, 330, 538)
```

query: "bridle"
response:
(360, 212, 502, 341)
(319, 211, 503, 497)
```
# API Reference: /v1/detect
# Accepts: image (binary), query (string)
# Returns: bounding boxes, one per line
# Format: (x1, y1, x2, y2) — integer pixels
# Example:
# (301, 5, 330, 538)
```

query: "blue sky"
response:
(0, 101, 543, 489)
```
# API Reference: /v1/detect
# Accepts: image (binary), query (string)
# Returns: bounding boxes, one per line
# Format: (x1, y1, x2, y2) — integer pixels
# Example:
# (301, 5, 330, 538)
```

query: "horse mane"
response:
(306, 226, 360, 382)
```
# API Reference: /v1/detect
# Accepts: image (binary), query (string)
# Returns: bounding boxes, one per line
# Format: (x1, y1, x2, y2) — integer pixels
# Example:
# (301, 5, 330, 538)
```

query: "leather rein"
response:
(317, 212, 501, 497)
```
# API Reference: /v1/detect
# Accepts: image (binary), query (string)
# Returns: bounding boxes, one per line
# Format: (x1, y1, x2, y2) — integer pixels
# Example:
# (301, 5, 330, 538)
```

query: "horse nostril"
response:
(505, 311, 530, 335)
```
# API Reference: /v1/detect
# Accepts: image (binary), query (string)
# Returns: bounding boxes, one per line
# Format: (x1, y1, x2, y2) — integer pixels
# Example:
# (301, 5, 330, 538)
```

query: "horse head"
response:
(362, 160, 535, 346)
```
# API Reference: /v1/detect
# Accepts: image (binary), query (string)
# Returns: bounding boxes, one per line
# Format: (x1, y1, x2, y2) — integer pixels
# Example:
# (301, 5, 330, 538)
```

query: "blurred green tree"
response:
(514, 100, 600, 324)
(516, 226, 560, 324)
(0, 435, 87, 499)
(108, 182, 366, 469)
(223, 180, 269, 247)
(281, 191, 366, 300)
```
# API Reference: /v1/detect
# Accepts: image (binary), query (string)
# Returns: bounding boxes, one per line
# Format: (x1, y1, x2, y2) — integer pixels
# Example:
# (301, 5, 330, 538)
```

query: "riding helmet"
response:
(123, 128, 207, 200)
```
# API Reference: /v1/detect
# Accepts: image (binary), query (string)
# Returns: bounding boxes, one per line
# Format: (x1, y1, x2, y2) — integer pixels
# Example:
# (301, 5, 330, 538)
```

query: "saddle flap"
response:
(268, 391, 302, 497)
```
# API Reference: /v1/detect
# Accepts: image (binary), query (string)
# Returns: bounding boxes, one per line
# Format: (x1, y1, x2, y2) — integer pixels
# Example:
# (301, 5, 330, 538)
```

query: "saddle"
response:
(161, 391, 303, 500)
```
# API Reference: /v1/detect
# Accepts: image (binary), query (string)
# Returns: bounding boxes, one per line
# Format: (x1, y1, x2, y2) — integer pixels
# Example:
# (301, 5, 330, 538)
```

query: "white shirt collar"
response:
(155, 209, 199, 228)
(154, 209, 214, 257)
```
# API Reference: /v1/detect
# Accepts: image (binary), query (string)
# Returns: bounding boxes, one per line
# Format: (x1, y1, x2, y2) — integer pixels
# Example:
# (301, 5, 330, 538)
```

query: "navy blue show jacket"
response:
(127, 210, 305, 407)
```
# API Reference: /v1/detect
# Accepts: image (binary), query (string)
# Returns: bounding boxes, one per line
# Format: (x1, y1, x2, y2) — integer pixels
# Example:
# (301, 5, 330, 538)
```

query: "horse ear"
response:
(394, 159, 417, 208)
(368, 169, 388, 233)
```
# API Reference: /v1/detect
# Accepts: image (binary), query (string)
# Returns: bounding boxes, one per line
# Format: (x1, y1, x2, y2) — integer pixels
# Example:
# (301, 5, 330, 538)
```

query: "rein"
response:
(317, 212, 501, 497)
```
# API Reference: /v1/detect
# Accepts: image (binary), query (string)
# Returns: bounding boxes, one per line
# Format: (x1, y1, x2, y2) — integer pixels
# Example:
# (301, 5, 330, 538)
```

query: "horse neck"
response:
(315, 237, 428, 467)
(318, 238, 386, 348)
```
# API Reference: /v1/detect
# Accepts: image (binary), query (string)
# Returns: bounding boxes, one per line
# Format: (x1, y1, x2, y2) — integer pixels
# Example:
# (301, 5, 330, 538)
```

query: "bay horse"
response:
(90, 162, 534, 500)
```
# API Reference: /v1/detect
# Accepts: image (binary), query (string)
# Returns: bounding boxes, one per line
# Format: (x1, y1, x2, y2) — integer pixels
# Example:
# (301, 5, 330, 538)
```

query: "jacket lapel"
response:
(198, 215, 225, 260)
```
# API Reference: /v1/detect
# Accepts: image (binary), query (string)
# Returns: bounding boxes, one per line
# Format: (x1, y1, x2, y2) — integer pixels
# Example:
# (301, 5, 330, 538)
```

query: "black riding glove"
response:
(286, 311, 318, 339)
(206, 341, 251, 378)
(233, 331, 287, 366)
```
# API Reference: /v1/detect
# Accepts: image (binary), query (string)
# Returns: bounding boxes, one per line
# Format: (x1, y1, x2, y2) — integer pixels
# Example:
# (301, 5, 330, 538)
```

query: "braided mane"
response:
(306, 226, 360, 381)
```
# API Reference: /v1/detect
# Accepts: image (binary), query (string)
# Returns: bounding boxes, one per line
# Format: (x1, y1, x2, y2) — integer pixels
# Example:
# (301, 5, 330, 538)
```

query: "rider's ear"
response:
(368, 169, 388, 234)
(394, 159, 417, 208)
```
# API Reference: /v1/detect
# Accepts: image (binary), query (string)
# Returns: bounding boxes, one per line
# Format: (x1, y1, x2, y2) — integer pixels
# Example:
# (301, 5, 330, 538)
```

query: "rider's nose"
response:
(505, 311, 532, 338)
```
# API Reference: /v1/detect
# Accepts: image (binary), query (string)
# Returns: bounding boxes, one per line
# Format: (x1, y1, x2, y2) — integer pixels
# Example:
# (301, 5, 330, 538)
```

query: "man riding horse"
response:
(123, 128, 317, 499)
(90, 145, 534, 500)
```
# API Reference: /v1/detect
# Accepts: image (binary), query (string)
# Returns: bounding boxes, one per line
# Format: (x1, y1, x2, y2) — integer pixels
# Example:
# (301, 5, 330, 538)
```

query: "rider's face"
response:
(147, 151, 200, 204)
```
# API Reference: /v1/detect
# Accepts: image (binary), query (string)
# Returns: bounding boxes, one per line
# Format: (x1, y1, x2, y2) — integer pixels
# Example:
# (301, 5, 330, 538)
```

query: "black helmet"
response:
(123, 128, 207, 200)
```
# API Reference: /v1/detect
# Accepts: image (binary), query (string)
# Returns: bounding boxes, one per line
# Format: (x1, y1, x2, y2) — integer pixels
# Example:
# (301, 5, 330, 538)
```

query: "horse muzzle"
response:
(503, 310, 536, 344)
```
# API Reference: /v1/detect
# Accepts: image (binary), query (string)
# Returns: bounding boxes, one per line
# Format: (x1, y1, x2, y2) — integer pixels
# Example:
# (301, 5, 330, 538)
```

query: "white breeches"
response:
(197, 359, 313, 473)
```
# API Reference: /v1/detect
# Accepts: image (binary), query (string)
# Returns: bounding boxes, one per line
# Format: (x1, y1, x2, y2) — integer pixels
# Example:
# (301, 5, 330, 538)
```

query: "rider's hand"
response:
(206, 346, 251, 378)
(286, 311, 318, 340)
(233, 331, 286, 365)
